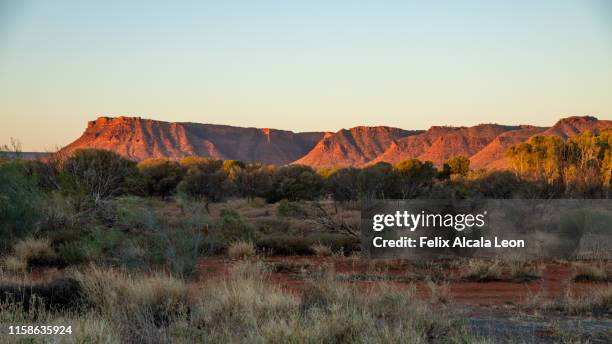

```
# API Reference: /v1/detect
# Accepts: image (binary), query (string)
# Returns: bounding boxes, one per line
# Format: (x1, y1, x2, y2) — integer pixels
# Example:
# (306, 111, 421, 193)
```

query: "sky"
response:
(1, 0, 611, 151)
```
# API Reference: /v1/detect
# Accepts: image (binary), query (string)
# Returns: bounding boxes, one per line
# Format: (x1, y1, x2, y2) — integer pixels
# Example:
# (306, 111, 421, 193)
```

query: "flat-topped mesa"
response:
(65, 116, 325, 164)
(87, 116, 142, 128)
(62, 115, 609, 169)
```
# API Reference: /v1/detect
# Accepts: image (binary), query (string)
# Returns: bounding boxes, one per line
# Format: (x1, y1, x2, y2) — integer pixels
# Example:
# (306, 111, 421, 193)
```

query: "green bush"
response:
(0, 161, 42, 250)
(57, 241, 89, 264)
(60, 149, 138, 208)
(137, 159, 184, 199)
(276, 199, 306, 217)
(253, 218, 290, 234)
(325, 167, 360, 202)
(218, 209, 256, 242)
(177, 157, 230, 205)
(114, 196, 160, 231)
(159, 225, 205, 279)
(60, 228, 130, 264)
(266, 165, 323, 202)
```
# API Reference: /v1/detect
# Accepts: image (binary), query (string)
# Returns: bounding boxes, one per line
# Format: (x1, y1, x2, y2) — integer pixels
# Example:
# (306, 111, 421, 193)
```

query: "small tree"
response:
(326, 167, 360, 203)
(61, 149, 137, 208)
(234, 163, 276, 202)
(266, 164, 323, 202)
(469, 170, 521, 198)
(357, 162, 395, 200)
(137, 158, 184, 199)
(177, 157, 229, 211)
(442, 156, 470, 178)
(222, 160, 245, 196)
(393, 159, 436, 199)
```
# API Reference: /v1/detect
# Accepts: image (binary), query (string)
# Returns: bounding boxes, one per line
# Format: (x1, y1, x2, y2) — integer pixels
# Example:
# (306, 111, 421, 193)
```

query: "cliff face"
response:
(541, 116, 612, 139)
(61, 116, 325, 165)
(292, 126, 417, 168)
(62, 115, 611, 168)
(369, 124, 518, 167)
(468, 126, 547, 170)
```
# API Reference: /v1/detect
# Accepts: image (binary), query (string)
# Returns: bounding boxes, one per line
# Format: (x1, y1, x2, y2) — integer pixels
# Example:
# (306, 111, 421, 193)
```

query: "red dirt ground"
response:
(196, 256, 608, 309)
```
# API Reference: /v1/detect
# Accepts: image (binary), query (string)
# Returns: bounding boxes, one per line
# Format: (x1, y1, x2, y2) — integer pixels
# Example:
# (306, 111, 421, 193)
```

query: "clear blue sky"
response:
(1, 0, 611, 151)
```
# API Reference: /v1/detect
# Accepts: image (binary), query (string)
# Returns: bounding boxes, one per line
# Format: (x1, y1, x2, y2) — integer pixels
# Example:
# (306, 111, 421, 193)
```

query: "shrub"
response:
(357, 162, 395, 200)
(325, 167, 360, 202)
(227, 241, 256, 259)
(441, 156, 470, 178)
(0, 161, 42, 250)
(266, 165, 323, 202)
(137, 159, 184, 199)
(393, 159, 437, 198)
(161, 225, 205, 279)
(58, 228, 131, 265)
(234, 163, 275, 201)
(114, 196, 160, 231)
(469, 170, 522, 198)
(253, 218, 290, 234)
(60, 149, 138, 207)
(276, 199, 306, 217)
(218, 208, 256, 242)
(38, 192, 79, 233)
(177, 157, 230, 207)
(57, 241, 90, 265)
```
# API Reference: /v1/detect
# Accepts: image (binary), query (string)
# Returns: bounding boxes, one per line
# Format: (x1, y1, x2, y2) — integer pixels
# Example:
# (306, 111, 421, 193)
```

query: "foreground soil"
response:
(198, 256, 612, 343)
(198, 256, 603, 307)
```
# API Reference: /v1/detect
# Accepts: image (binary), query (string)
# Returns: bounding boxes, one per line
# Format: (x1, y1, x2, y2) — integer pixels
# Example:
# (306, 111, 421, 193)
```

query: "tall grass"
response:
(0, 263, 489, 343)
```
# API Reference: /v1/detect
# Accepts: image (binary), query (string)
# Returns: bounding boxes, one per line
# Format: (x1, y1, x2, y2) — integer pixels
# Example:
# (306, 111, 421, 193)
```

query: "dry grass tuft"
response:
(227, 241, 257, 259)
(507, 260, 542, 282)
(572, 261, 612, 282)
(461, 259, 502, 282)
(189, 261, 472, 343)
(3, 256, 27, 273)
(13, 238, 56, 263)
(0, 261, 488, 342)
(72, 266, 190, 341)
(310, 242, 332, 257)
(427, 281, 452, 304)
(522, 285, 612, 317)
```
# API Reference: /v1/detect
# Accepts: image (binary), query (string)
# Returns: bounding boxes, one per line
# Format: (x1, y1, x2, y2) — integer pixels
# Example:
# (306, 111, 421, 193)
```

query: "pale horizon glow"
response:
(1, 0, 611, 151)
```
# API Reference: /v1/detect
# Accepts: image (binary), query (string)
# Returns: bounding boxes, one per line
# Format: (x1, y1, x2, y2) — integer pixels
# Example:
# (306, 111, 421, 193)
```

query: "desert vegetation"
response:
(0, 131, 611, 342)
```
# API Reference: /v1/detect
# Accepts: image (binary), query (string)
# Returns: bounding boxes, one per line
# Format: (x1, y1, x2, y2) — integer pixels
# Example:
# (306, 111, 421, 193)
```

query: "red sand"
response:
(196, 256, 608, 308)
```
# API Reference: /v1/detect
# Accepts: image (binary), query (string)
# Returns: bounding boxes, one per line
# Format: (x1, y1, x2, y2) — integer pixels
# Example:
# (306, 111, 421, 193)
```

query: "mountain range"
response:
(61, 115, 612, 169)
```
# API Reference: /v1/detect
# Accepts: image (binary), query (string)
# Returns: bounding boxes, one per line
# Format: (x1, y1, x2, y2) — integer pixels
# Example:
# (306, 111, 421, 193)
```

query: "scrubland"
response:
(1, 141, 612, 343)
